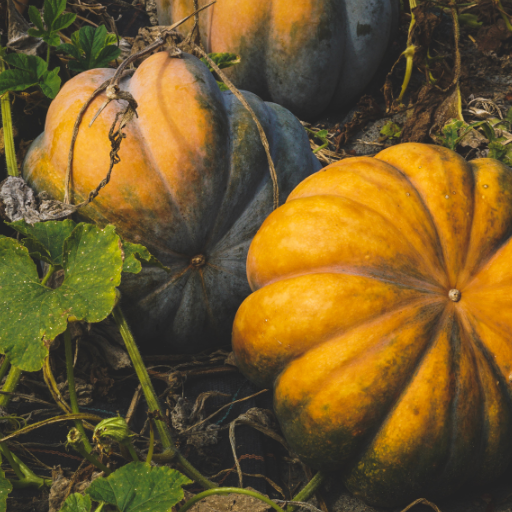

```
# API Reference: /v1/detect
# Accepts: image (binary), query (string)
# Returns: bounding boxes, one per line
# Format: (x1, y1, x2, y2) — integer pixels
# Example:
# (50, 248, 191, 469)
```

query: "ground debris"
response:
(185, 488, 271, 512)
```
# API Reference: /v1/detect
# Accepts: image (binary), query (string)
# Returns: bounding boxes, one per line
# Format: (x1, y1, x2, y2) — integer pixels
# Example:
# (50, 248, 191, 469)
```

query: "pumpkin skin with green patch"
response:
(156, 0, 399, 119)
(232, 143, 512, 507)
(22, 51, 321, 353)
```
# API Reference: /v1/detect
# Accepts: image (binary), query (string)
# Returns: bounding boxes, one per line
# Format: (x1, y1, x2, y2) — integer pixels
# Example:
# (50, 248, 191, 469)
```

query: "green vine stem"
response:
(0, 59, 18, 177)
(67, 428, 112, 474)
(112, 305, 217, 490)
(124, 441, 139, 462)
(74, 442, 111, 475)
(41, 264, 56, 286)
(398, 0, 418, 103)
(112, 306, 173, 450)
(0, 444, 51, 488)
(0, 357, 11, 383)
(0, 364, 22, 409)
(286, 471, 326, 512)
(496, 0, 512, 32)
(64, 328, 93, 453)
(178, 488, 285, 512)
(146, 418, 154, 465)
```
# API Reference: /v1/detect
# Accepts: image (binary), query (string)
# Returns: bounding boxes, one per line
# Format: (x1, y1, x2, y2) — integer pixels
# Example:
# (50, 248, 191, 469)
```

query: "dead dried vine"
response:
(399, 498, 442, 512)
(63, 2, 216, 208)
(63, 68, 135, 205)
(192, 44, 280, 210)
(436, 0, 461, 93)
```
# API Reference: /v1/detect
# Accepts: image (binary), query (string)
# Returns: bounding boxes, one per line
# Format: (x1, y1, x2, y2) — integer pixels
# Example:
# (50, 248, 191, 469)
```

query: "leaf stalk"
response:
(112, 305, 217, 489)
(0, 59, 18, 177)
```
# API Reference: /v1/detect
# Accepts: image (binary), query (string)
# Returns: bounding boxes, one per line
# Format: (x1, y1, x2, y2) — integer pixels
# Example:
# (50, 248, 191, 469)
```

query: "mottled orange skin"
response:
(232, 143, 512, 506)
(23, 51, 320, 353)
(157, 0, 398, 119)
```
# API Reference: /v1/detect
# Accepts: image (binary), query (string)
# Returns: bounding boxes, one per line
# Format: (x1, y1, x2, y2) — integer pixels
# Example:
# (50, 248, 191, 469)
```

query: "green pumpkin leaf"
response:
(92, 44, 121, 68)
(79, 25, 101, 63)
(44, 0, 67, 30)
(86, 462, 191, 512)
(70, 29, 81, 50)
(40, 67, 62, 98)
(28, 5, 45, 32)
(121, 240, 170, 274)
(9, 219, 77, 267)
(58, 493, 91, 512)
(0, 467, 12, 512)
(52, 12, 76, 32)
(480, 122, 496, 142)
(4, 53, 47, 78)
(0, 70, 39, 95)
(67, 25, 119, 73)
(0, 224, 123, 371)
(105, 33, 118, 46)
(379, 121, 402, 141)
(56, 43, 81, 60)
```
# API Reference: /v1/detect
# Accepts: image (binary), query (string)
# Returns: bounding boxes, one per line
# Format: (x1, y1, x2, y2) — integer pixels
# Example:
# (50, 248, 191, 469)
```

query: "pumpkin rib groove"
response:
(269, 267, 444, 295)
(372, 154, 451, 285)
(298, 294, 443, 373)
(461, 235, 512, 290)
(458, 159, 512, 287)
(290, 161, 446, 278)
(202, 92, 280, 253)
(432, 314, 483, 494)
(200, 92, 243, 252)
(342, 306, 449, 466)
(125, 112, 197, 255)
(209, 174, 276, 256)
(247, 193, 446, 291)
(205, 261, 245, 279)
(276, 299, 445, 429)
(462, 326, 497, 484)
(469, 337, 512, 482)
(458, 308, 512, 405)
(463, 235, 512, 291)
(341, 308, 458, 505)
(377, 144, 475, 287)
(232, 274, 436, 389)
(330, 194, 445, 288)
(135, 264, 191, 308)
(289, 190, 446, 288)
(455, 310, 512, 482)
(198, 266, 218, 333)
(204, 157, 270, 254)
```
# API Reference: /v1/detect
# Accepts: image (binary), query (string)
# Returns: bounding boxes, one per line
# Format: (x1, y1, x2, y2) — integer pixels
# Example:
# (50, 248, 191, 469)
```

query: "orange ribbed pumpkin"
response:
(22, 51, 320, 353)
(232, 143, 512, 506)
(157, 0, 399, 119)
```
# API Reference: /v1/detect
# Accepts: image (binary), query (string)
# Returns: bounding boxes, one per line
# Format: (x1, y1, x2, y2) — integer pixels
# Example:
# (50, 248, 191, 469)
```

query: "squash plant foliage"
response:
(0, 0, 120, 99)
(0, 217, 293, 511)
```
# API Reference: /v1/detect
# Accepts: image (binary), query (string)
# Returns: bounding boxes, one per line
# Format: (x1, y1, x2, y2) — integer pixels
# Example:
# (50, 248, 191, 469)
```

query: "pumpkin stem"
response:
(286, 470, 327, 512)
(448, 289, 461, 302)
